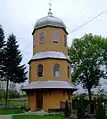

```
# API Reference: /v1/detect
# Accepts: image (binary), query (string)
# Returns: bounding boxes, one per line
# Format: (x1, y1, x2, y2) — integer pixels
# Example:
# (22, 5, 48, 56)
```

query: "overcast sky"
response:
(0, 0, 107, 92)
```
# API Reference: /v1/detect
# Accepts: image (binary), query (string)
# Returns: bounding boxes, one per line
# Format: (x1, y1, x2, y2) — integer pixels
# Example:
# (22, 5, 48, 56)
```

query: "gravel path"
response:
(0, 115, 12, 119)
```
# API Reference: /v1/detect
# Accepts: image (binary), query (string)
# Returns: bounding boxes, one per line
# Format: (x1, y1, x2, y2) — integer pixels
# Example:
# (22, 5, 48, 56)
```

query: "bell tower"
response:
(23, 2, 76, 112)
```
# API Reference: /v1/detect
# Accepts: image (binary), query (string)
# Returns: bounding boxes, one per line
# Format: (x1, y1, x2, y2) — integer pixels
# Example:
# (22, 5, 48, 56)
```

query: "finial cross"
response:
(48, 0, 52, 15)
(49, 0, 52, 10)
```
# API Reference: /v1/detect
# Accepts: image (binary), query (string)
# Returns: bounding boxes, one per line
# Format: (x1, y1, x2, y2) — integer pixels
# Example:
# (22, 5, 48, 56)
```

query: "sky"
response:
(0, 0, 107, 93)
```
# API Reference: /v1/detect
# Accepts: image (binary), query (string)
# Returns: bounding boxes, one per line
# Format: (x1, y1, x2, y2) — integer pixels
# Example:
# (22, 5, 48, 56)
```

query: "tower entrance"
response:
(36, 91, 43, 110)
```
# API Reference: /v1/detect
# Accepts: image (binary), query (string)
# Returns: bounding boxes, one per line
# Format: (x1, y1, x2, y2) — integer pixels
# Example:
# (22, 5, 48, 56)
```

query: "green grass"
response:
(12, 115, 63, 119)
(0, 108, 23, 115)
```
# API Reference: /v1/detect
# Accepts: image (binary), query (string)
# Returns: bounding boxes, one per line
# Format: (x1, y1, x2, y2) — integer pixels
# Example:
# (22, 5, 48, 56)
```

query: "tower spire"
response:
(48, 0, 52, 16)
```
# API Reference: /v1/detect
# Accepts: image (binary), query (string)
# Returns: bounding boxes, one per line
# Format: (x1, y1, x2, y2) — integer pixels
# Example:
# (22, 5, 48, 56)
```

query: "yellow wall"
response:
(43, 91, 70, 111)
(29, 59, 71, 82)
(33, 27, 68, 55)
(28, 92, 36, 111)
(28, 90, 72, 111)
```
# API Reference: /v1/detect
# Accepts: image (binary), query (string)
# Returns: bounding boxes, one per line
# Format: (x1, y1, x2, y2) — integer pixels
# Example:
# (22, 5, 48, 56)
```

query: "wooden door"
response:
(36, 91, 43, 110)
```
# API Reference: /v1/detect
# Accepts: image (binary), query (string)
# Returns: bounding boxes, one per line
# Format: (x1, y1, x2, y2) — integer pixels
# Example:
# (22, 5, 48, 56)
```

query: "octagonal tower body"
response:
(23, 10, 76, 111)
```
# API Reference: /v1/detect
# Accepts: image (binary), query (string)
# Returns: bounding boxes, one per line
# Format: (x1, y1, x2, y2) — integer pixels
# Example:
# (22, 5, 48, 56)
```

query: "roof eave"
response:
(28, 57, 71, 64)
(32, 25, 68, 35)
(22, 88, 77, 92)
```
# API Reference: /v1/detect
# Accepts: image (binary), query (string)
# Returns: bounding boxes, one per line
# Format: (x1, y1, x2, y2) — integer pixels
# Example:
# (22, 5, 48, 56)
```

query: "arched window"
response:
(29, 65, 31, 80)
(53, 64, 60, 77)
(39, 32, 45, 44)
(64, 34, 67, 46)
(37, 64, 43, 77)
(67, 66, 70, 79)
(52, 32, 59, 43)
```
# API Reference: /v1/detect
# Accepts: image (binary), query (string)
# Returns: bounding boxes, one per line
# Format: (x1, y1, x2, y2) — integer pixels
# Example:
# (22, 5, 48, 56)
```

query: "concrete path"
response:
(0, 115, 12, 119)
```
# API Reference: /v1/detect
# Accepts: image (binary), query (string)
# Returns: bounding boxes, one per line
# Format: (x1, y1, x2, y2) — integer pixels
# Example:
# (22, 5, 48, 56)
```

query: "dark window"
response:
(39, 32, 45, 44)
(53, 64, 60, 77)
(64, 35, 67, 46)
(29, 65, 31, 80)
(67, 66, 69, 79)
(37, 64, 43, 77)
(52, 32, 59, 43)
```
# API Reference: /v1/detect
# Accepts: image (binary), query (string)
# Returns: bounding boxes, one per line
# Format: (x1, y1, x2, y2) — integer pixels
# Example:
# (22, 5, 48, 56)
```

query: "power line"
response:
(52, 0, 62, 4)
(69, 9, 107, 34)
(49, 0, 107, 34)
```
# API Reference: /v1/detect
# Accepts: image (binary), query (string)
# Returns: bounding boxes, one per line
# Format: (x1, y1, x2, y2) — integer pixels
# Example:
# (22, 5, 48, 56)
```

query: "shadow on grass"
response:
(0, 108, 23, 115)
(12, 115, 63, 119)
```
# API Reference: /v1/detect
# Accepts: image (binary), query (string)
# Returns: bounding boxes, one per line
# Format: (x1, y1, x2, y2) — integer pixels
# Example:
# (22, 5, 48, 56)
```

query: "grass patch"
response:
(12, 115, 63, 119)
(0, 108, 23, 115)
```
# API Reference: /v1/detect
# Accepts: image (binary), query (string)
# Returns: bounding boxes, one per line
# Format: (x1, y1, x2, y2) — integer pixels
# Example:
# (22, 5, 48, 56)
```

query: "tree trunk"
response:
(88, 88, 92, 102)
(5, 79, 9, 108)
(88, 88, 94, 114)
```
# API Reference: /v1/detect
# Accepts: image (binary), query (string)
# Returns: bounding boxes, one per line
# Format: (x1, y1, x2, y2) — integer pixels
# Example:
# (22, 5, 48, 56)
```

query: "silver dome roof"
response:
(33, 10, 66, 31)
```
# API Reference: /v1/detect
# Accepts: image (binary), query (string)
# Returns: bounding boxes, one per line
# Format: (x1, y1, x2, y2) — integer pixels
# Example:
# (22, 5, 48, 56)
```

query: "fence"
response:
(60, 101, 72, 109)
(59, 96, 107, 119)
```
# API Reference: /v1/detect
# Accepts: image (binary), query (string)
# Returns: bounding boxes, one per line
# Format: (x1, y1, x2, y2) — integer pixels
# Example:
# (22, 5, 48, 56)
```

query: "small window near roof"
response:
(29, 65, 31, 80)
(39, 32, 45, 44)
(53, 64, 60, 77)
(67, 66, 70, 79)
(37, 64, 43, 77)
(64, 34, 67, 46)
(52, 32, 59, 43)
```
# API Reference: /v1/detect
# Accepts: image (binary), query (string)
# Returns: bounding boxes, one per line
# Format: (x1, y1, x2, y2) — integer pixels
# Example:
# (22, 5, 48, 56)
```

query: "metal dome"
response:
(33, 10, 66, 30)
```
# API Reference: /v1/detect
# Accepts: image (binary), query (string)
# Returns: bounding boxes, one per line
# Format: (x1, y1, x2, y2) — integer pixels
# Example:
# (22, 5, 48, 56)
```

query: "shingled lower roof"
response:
(22, 80, 76, 90)
(29, 51, 71, 63)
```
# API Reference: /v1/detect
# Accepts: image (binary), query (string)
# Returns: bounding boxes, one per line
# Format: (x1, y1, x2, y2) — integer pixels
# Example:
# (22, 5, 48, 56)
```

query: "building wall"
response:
(43, 91, 71, 111)
(28, 90, 72, 111)
(29, 59, 71, 82)
(33, 27, 68, 55)
(28, 91, 36, 111)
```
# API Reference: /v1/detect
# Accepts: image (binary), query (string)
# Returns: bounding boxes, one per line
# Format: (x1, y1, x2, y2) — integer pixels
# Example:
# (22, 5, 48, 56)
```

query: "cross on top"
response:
(49, 0, 52, 10)
(48, 0, 52, 15)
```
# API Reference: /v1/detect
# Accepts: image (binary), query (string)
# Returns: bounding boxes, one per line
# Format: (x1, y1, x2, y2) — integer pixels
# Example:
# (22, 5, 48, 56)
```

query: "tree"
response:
(0, 25, 5, 79)
(4, 34, 27, 107)
(68, 33, 107, 102)
(96, 96, 106, 119)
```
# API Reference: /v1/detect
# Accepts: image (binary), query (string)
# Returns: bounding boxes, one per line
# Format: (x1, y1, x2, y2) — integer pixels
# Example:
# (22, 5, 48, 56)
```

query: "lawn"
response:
(0, 108, 23, 115)
(12, 115, 63, 119)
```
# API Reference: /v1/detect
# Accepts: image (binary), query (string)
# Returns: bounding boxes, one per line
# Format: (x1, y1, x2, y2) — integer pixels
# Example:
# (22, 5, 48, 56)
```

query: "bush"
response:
(95, 97, 106, 119)
(64, 100, 71, 118)
(0, 89, 5, 99)
(8, 89, 20, 99)
(76, 96, 85, 119)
